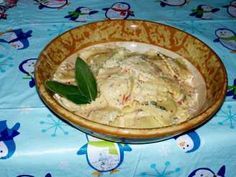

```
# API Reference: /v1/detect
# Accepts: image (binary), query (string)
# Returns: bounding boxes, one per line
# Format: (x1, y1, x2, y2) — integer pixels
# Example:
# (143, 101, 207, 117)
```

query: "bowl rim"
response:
(35, 19, 227, 140)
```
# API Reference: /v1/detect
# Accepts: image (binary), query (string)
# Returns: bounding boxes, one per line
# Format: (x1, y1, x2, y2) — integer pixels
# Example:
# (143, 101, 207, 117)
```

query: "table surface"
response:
(0, 0, 236, 177)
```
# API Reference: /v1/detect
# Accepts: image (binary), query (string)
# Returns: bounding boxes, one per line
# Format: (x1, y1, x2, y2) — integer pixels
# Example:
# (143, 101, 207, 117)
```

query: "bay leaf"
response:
(75, 57, 97, 102)
(45, 80, 90, 104)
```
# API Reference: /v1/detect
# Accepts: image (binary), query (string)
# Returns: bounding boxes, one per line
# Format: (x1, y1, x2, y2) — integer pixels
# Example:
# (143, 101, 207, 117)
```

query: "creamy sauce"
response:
(53, 42, 206, 128)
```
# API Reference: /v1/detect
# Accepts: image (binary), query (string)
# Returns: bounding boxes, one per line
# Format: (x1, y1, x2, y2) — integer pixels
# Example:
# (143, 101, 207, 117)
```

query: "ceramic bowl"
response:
(35, 20, 227, 143)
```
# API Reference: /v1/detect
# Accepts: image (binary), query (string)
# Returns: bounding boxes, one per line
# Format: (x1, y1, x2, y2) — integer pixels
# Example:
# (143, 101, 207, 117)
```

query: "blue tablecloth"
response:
(0, 0, 236, 177)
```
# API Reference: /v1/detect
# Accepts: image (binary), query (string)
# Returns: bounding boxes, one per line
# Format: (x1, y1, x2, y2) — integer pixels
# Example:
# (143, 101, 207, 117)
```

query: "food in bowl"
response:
(46, 42, 206, 128)
(35, 20, 227, 142)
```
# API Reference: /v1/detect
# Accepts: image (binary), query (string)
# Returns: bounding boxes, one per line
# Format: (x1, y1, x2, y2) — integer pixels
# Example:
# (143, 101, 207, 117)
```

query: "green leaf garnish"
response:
(45, 57, 97, 104)
(75, 57, 97, 101)
(45, 80, 90, 104)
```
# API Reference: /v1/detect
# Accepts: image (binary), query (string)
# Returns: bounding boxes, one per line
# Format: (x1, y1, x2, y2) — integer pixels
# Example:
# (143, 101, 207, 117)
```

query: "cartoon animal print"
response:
(0, 29, 32, 50)
(77, 135, 132, 177)
(35, 0, 69, 9)
(223, 1, 236, 18)
(102, 2, 134, 20)
(174, 130, 201, 153)
(0, 120, 20, 159)
(17, 173, 52, 177)
(214, 28, 236, 52)
(159, 0, 189, 7)
(190, 5, 219, 19)
(19, 58, 37, 88)
(227, 79, 236, 99)
(0, 5, 7, 19)
(65, 7, 98, 22)
(188, 165, 225, 177)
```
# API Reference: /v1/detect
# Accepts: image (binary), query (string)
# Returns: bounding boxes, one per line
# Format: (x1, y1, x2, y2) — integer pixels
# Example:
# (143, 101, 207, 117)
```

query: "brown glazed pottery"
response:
(35, 20, 227, 143)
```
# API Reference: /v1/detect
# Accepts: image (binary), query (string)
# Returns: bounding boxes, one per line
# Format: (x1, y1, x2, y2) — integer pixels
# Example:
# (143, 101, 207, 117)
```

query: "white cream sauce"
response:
(53, 42, 206, 128)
